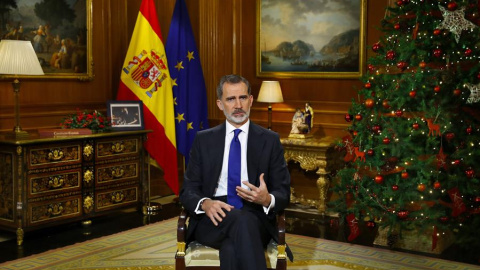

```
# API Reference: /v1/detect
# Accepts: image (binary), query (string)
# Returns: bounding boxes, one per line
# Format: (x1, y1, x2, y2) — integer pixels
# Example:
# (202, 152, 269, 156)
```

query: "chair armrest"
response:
(177, 208, 188, 243)
(277, 210, 285, 245)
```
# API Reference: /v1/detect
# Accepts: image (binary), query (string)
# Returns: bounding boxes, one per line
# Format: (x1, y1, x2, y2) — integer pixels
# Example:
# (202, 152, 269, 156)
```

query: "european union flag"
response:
(166, 0, 209, 165)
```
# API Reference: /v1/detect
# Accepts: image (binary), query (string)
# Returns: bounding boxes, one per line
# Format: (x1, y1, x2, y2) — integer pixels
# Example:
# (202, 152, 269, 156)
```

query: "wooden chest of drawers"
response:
(0, 130, 150, 245)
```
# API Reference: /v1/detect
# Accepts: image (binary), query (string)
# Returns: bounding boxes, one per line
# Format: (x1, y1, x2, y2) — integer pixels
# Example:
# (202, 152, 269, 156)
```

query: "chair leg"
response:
(276, 258, 287, 270)
(175, 255, 186, 270)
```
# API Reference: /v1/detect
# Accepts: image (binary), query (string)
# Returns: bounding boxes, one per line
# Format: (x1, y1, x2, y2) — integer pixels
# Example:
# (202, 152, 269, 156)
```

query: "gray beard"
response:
(224, 109, 250, 125)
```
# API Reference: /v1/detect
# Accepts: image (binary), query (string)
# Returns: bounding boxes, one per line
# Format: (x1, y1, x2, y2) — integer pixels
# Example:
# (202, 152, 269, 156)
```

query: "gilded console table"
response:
(280, 136, 342, 214)
(0, 130, 150, 245)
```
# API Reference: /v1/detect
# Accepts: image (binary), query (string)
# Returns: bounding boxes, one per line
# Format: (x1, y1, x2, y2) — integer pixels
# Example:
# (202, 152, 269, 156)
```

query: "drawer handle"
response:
(83, 170, 93, 184)
(48, 149, 64, 161)
(83, 144, 93, 158)
(111, 167, 125, 178)
(111, 191, 125, 203)
(83, 196, 94, 213)
(111, 142, 125, 153)
(48, 176, 65, 189)
(48, 203, 64, 216)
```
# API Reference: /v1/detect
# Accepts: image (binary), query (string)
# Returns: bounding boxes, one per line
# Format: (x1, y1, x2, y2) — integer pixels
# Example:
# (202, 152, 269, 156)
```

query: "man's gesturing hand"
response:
(201, 199, 233, 226)
(236, 173, 271, 207)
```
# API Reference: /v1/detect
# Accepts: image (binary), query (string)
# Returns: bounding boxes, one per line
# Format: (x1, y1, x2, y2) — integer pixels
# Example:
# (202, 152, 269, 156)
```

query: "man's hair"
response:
(216, 74, 251, 99)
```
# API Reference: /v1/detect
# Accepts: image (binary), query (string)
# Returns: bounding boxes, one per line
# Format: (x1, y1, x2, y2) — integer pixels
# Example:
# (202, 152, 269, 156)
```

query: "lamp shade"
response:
(0, 40, 44, 75)
(257, 81, 283, 103)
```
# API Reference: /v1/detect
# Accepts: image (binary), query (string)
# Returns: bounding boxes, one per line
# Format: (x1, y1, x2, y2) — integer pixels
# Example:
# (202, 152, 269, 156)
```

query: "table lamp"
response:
(0, 40, 44, 137)
(257, 81, 283, 130)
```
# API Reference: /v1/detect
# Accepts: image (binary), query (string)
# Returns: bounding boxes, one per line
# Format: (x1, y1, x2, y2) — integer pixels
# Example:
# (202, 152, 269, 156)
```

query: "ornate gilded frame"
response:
(256, 0, 366, 79)
(0, 0, 93, 81)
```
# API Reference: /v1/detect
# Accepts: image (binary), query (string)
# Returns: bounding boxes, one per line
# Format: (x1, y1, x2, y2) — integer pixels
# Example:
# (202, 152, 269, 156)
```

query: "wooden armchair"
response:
(175, 208, 287, 270)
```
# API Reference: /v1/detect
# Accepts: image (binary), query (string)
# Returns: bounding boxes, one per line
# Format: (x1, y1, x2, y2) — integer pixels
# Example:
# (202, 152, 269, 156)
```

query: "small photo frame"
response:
(107, 100, 144, 131)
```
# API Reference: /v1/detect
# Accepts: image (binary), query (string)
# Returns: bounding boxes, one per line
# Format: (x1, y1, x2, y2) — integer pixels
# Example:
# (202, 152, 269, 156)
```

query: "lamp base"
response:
(6, 129, 29, 139)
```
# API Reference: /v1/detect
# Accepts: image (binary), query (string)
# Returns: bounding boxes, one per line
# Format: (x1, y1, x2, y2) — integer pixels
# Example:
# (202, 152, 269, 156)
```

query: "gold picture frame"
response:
(256, 0, 366, 79)
(0, 0, 93, 81)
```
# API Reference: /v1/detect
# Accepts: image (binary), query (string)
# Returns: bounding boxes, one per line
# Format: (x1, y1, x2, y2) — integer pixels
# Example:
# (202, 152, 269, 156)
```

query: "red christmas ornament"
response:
(434, 85, 441, 92)
(417, 183, 426, 192)
(409, 90, 417, 98)
(394, 23, 401, 30)
(397, 210, 409, 219)
(386, 50, 396, 60)
(355, 114, 363, 121)
(401, 171, 409, 179)
(372, 125, 382, 133)
(396, 61, 408, 70)
(412, 123, 420, 130)
(445, 132, 455, 141)
(433, 181, 441, 189)
(433, 29, 441, 35)
(395, 110, 403, 117)
(475, 196, 480, 203)
(447, 1, 458, 11)
(397, 0, 403, 6)
(439, 216, 449, 223)
(368, 64, 376, 71)
(345, 114, 353, 122)
(466, 168, 475, 178)
(365, 82, 372, 89)
(353, 130, 358, 136)
(383, 137, 391, 144)
(419, 61, 426, 68)
(453, 159, 461, 166)
(433, 48, 442, 58)
(382, 99, 390, 109)
(392, 184, 399, 191)
(374, 175, 384, 184)
(367, 149, 374, 156)
(465, 48, 472, 57)
(453, 89, 461, 96)
(366, 221, 376, 229)
(365, 98, 375, 108)
(466, 126, 473, 134)
(372, 42, 381, 52)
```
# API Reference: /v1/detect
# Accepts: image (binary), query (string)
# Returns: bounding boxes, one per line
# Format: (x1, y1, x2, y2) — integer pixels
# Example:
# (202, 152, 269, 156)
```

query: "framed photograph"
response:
(0, 0, 93, 80)
(107, 100, 144, 131)
(256, 0, 366, 79)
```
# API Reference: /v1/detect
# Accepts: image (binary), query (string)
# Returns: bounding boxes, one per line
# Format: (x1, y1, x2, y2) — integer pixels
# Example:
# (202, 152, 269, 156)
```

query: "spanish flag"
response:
(117, 0, 179, 194)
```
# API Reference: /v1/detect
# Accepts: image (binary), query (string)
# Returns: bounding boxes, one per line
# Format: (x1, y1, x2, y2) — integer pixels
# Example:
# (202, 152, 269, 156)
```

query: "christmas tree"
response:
(332, 0, 480, 262)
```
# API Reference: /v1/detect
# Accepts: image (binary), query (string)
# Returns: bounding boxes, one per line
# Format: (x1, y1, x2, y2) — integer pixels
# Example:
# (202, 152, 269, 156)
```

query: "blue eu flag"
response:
(166, 0, 209, 165)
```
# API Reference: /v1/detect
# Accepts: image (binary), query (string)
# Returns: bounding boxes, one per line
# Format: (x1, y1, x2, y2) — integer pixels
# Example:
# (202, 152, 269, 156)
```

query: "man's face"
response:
(216, 82, 253, 127)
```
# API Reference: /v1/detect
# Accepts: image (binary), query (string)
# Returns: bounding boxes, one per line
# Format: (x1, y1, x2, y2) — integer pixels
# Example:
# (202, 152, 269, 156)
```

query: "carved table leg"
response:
(316, 165, 330, 215)
(16, 227, 24, 245)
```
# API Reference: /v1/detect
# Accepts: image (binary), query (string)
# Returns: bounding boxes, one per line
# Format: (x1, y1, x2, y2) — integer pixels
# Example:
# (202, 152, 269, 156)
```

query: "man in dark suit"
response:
(179, 74, 292, 270)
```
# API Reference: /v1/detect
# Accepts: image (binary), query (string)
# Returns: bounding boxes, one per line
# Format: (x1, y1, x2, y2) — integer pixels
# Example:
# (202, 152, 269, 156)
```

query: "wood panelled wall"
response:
(0, 0, 388, 194)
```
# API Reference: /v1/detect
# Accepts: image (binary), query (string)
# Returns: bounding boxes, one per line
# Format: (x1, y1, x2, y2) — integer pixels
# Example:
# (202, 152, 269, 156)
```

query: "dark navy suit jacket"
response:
(179, 121, 292, 260)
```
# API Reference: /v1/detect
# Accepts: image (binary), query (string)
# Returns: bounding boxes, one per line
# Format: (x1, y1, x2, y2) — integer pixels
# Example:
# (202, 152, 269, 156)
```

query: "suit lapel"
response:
(205, 123, 226, 196)
(247, 122, 264, 186)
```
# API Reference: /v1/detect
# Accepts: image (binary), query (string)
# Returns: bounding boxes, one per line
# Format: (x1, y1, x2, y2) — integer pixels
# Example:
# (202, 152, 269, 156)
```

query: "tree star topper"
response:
(437, 5, 477, 43)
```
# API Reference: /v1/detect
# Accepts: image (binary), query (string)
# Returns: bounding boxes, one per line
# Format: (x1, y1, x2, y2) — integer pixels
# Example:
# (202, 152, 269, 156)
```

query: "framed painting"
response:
(256, 0, 366, 79)
(107, 100, 144, 131)
(0, 0, 93, 80)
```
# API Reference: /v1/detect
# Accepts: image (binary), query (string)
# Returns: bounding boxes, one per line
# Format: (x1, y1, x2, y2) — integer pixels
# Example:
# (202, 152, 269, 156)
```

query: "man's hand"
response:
(202, 199, 233, 226)
(236, 173, 271, 207)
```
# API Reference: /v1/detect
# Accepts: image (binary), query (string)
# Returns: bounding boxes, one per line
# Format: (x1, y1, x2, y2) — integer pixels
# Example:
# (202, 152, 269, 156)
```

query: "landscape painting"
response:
(256, 0, 366, 78)
(0, 0, 93, 80)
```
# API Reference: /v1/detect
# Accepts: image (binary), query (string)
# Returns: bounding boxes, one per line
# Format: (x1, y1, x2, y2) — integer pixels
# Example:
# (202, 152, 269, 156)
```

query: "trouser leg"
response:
(194, 209, 270, 270)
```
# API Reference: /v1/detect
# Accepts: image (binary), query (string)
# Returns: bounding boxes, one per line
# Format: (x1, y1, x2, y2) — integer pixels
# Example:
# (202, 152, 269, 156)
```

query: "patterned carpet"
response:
(0, 218, 478, 270)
